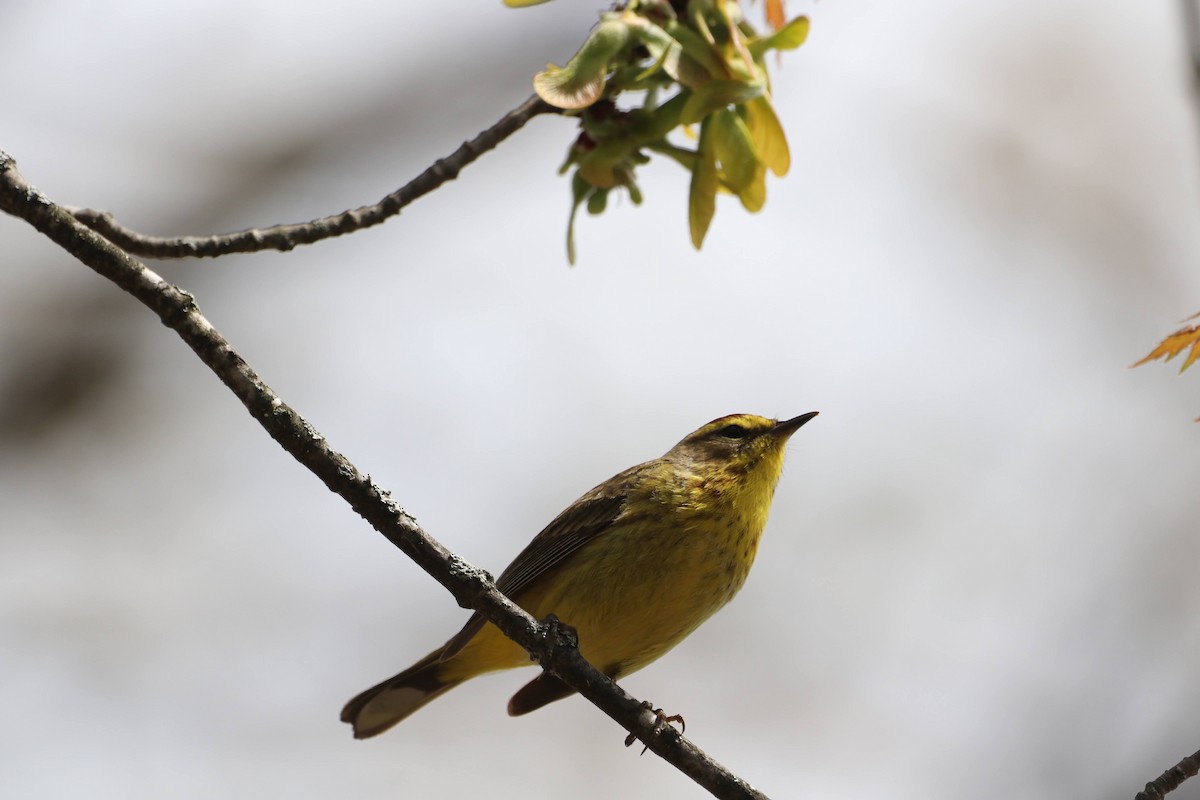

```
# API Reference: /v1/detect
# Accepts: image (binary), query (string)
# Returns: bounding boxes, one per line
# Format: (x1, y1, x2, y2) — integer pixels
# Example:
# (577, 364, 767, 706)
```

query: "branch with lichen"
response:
(66, 1, 810, 266)
(0, 149, 772, 800)
(65, 95, 557, 259)
(1134, 746, 1200, 799)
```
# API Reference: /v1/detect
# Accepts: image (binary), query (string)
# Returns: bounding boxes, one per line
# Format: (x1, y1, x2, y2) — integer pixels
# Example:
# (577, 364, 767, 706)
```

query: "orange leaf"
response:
(1134, 314, 1200, 372)
(765, 0, 786, 32)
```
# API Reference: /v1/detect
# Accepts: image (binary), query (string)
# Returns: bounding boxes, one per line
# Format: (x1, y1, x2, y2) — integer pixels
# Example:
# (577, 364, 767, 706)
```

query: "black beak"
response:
(772, 411, 819, 439)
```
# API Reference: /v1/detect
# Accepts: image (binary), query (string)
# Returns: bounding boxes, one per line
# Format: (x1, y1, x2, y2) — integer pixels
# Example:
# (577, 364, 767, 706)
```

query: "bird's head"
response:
(667, 412, 818, 483)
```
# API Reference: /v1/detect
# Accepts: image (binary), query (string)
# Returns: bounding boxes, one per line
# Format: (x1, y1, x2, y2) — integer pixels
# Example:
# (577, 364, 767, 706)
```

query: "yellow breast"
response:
(441, 430, 789, 684)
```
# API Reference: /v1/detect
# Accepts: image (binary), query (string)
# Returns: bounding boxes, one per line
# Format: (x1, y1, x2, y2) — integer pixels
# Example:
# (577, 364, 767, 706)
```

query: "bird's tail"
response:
(340, 650, 464, 739)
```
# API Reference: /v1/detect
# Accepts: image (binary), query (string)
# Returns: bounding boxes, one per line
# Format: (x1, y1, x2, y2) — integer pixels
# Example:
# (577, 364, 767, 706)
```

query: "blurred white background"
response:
(2, 1, 1199, 798)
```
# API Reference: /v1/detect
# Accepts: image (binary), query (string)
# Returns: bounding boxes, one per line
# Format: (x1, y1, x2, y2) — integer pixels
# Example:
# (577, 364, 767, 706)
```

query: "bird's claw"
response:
(624, 703, 686, 755)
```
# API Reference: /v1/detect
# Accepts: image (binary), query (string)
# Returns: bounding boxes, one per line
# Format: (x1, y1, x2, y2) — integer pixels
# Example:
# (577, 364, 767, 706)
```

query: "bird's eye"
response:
(719, 424, 748, 439)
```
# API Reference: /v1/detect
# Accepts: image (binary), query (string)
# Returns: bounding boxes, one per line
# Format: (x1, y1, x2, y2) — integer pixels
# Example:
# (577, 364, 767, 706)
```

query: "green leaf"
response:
(743, 95, 789, 176)
(734, 164, 766, 212)
(688, 118, 718, 249)
(533, 16, 631, 109)
(663, 22, 729, 82)
(621, 13, 680, 78)
(709, 108, 758, 192)
(627, 178, 644, 205)
(611, 163, 644, 205)
(659, 49, 714, 90)
(566, 172, 593, 265)
(576, 138, 635, 188)
(629, 91, 690, 143)
(679, 79, 763, 125)
(586, 188, 609, 215)
(645, 141, 699, 171)
(748, 15, 810, 60)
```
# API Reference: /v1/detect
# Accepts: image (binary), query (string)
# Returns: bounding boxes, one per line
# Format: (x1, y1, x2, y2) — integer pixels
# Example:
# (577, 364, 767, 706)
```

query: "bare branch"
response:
(0, 150, 770, 800)
(1182, 0, 1200, 82)
(1135, 747, 1200, 800)
(66, 95, 559, 259)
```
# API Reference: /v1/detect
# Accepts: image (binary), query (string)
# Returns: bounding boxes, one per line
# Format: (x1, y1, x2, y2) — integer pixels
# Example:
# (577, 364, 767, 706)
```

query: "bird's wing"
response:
(438, 477, 631, 661)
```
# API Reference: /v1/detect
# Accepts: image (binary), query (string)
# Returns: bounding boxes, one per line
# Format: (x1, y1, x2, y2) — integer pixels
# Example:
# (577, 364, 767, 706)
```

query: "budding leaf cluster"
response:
(512, 0, 809, 263)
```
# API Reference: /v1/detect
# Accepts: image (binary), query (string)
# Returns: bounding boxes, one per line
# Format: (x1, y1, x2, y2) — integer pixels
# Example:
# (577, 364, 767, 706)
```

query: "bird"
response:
(341, 411, 817, 739)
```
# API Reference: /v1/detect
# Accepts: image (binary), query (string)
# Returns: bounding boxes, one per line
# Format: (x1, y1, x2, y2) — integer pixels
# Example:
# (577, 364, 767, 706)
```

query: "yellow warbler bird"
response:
(342, 411, 817, 738)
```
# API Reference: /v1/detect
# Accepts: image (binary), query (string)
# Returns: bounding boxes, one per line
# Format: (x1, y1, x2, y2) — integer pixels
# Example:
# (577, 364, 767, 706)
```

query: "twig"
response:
(1135, 747, 1200, 800)
(67, 95, 558, 259)
(1182, 0, 1200, 82)
(0, 150, 770, 800)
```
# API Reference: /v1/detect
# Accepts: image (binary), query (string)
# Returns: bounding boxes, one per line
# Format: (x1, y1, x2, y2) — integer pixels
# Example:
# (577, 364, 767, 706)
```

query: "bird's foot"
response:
(625, 701, 686, 755)
(534, 613, 579, 662)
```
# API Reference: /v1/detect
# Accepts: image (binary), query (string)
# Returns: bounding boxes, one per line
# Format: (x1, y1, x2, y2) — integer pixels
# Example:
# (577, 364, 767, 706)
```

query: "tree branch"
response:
(1181, 0, 1200, 82)
(66, 95, 558, 259)
(0, 150, 770, 800)
(1135, 747, 1200, 799)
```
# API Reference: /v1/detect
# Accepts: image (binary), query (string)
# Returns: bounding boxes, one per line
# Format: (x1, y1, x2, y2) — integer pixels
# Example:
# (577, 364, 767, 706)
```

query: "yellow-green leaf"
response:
(664, 22, 729, 82)
(621, 13, 680, 76)
(744, 95, 789, 176)
(626, 177, 644, 205)
(710, 108, 758, 192)
(717, 0, 756, 74)
(734, 164, 767, 212)
(576, 138, 634, 188)
(689, 118, 718, 249)
(646, 141, 699, 171)
(566, 172, 593, 265)
(586, 188, 609, 215)
(534, 66, 606, 110)
(667, 51, 717, 89)
(533, 17, 631, 109)
(749, 15, 810, 60)
(629, 91, 690, 143)
(679, 79, 763, 125)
